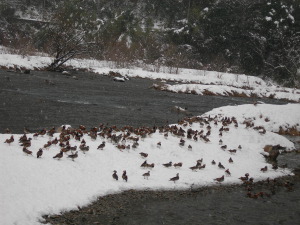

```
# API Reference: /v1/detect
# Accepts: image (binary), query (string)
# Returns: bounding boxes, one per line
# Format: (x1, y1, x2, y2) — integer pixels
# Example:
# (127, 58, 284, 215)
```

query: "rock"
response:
(113, 77, 125, 82)
(62, 71, 71, 76)
(263, 144, 286, 162)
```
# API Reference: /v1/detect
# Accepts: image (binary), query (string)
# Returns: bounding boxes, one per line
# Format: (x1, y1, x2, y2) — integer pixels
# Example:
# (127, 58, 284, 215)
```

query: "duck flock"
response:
(3, 109, 292, 193)
(2, 103, 299, 225)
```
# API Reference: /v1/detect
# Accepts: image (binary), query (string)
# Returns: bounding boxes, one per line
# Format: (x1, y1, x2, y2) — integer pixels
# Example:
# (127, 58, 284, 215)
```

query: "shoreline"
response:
(42, 166, 300, 225)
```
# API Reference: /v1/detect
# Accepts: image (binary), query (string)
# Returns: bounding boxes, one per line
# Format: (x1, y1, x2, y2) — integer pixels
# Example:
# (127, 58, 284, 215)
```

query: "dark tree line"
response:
(1, 0, 299, 86)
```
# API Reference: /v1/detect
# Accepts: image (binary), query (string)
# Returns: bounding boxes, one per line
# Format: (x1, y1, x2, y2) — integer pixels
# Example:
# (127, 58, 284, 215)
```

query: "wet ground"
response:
(1, 69, 299, 225)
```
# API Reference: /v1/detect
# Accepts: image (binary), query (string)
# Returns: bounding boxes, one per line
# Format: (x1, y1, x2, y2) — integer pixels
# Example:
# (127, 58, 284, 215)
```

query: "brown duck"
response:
(169, 173, 179, 183)
(163, 161, 172, 168)
(36, 148, 43, 158)
(53, 151, 63, 160)
(68, 151, 78, 161)
(173, 162, 183, 168)
(122, 170, 128, 182)
(23, 147, 32, 156)
(139, 152, 148, 158)
(214, 175, 224, 182)
(4, 135, 14, 144)
(143, 171, 150, 179)
(112, 170, 118, 181)
(97, 141, 105, 150)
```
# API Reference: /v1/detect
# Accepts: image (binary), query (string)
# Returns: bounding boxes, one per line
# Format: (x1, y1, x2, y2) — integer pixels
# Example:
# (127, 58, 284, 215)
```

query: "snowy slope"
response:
(0, 103, 299, 225)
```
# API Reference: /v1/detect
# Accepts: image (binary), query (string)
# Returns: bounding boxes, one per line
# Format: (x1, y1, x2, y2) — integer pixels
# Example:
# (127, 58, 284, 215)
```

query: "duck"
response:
(132, 142, 138, 149)
(80, 145, 89, 153)
(141, 160, 148, 167)
(214, 175, 224, 182)
(52, 138, 59, 145)
(179, 139, 185, 147)
(169, 173, 179, 183)
(112, 170, 118, 180)
(188, 145, 192, 151)
(97, 141, 106, 150)
(218, 162, 225, 169)
(145, 163, 155, 168)
(139, 152, 148, 158)
(19, 134, 27, 143)
(44, 141, 52, 149)
(23, 147, 32, 156)
(190, 165, 199, 171)
(211, 160, 216, 165)
(157, 142, 161, 148)
(198, 164, 206, 169)
(228, 149, 237, 154)
(163, 161, 172, 168)
(68, 151, 78, 161)
(225, 169, 231, 176)
(221, 145, 227, 150)
(229, 157, 233, 163)
(122, 170, 128, 182)
(192, 134, 198, 141)
(36, 148, 43, 158)
(239, 173, 249, 181)
(260, 166, 268, 172)
(4, 135, 14, 144)
(143, 171, 150, 179)
(219, 139, 223, 145)
(53, 151, 63, 160)
(20, 138, 32, 148)
(173, 162, 183, 168)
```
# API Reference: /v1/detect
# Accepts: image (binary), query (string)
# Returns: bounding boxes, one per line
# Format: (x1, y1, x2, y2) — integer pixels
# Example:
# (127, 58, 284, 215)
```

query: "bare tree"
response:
(36, 0, 98, 71)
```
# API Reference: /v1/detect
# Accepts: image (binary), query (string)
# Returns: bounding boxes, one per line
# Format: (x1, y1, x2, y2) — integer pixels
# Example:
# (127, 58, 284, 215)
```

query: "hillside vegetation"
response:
(0, 0, 299, 86)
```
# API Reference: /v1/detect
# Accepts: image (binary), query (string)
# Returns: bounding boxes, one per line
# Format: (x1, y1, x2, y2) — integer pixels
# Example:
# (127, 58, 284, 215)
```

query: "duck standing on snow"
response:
(36, 148, 43, 158)
(97, 141, 105, 150)
(169, 173, 179, 183)
(68, 151, 78, 161)
(4, 135, 14, 144)
(214, 175, 224, 182)
(143, 171, 150, 179)
(122, 170, 128, 182)
(112, 170, 118, 181)
(23, 147, 32, 156)
(53, 151, 63, 160)
(163, 161, 172, 168)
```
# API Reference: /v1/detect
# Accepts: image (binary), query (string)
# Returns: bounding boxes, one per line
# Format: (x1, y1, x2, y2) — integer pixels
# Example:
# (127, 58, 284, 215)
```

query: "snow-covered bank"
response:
(0, 50, 299, 102)
(1, 103, 299, 225)
(153, 83, 300, 103)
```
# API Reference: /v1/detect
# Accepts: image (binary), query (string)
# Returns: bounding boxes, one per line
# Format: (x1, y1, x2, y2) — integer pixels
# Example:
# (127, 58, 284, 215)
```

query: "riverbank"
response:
(1, 64, 300, 224)
(43, 158, 300, 225)
(0, 47, 299, 103)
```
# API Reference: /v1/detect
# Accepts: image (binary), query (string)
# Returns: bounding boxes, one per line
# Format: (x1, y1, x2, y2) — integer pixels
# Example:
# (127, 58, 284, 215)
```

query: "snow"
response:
(265, 16, 272, 21)
(158, 83, 300, 102)
(287, 13, 295, 23)
(1, 103, 299, 225)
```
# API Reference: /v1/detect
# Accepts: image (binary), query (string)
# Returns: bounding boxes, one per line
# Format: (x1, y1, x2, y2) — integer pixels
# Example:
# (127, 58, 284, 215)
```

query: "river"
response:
(0, 69, 299, 225)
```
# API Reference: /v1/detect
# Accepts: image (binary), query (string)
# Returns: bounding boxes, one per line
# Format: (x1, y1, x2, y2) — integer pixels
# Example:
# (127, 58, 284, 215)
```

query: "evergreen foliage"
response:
(0, 0, 299, 85)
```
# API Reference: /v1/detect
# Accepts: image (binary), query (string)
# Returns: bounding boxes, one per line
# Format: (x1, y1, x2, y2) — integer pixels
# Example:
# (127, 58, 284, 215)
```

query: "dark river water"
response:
(0, 69, 287, 133)
(1, 69, 299, 225)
